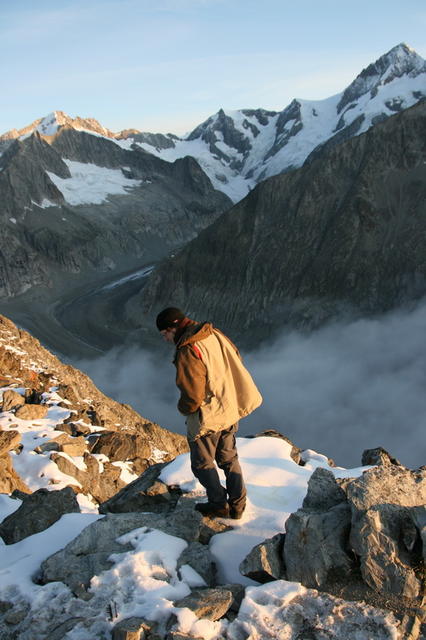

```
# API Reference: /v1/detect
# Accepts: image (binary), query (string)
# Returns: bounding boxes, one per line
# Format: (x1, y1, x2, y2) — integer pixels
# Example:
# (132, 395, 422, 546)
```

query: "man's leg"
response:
(189, 432, 228, 509)
(215, 423, 246, 515)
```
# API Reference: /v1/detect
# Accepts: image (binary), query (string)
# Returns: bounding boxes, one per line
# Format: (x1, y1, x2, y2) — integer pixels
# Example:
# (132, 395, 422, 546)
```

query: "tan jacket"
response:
(174, 322, 262, 439)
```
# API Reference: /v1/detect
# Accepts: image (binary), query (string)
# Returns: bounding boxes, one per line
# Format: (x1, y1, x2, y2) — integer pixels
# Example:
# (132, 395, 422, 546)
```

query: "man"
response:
(156, 307, 262, 519)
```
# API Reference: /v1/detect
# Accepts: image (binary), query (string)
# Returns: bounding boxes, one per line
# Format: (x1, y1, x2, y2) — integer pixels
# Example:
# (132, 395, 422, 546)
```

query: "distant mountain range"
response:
(0, 42, 425, 349)
(2, 43, 424, 204)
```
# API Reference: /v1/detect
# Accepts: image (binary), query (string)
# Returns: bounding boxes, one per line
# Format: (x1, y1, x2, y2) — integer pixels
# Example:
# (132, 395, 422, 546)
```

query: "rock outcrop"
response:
(0, 314, 188, 503)
(238, 457, 425, 637)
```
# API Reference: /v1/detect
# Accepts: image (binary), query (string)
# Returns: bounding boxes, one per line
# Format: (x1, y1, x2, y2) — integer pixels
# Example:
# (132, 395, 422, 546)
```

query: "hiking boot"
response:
(229, 505, 245, 519)
(195, 502, 230, 518)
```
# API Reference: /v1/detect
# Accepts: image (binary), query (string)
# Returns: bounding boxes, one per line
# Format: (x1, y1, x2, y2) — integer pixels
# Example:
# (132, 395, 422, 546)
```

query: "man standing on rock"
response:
(156, 307, 262, 519)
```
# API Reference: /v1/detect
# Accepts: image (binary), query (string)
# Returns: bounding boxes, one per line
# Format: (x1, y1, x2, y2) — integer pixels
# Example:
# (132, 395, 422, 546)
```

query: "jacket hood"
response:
(176, 322, 213, 349)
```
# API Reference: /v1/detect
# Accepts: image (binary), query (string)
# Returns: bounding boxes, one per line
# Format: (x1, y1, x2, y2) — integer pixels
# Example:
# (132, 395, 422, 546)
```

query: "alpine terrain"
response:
(0, 314, 424, 639)
(131, 95, 426, 344)
(0, 42, 425, 354)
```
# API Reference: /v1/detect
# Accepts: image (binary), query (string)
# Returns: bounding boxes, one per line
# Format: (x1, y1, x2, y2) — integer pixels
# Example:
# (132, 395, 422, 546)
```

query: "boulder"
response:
(1, 390, 25, 412)
(347, 466, 426, 598)
(51, 451, 126, 504)
(302, 467, 347, 510)
(283, 502, 353, 588)
(347, 465, 426, 512)
(24, 389, 43, 404)
(175, 495, 232, 544)
(90, 431, 152, 472)
(40, 510, 202, 591)
(100, 462, 176, 514)
(228, 583, 402, 640)
(177, 541, 216, 587)
(0, 430, 21, 455)
(0, 454, 30, 494)
(239, 533, 285, 583)
(173, 587, 234, 621)
(35, 433, 87, 456)
(55, 422, 92, 436)
(0, 486, 80, 544)
(361, 447, 402, 467)
(112, 617, 157, 640)
(15, 404, 48, 420)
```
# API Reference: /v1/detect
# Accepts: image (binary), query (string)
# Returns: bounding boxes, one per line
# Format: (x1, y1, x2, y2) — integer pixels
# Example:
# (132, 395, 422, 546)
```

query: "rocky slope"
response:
(0, 315, 424, 639)
(0, 123, 231, 300)
(0, 313, 187, 503)
(137, 99, 426, 345)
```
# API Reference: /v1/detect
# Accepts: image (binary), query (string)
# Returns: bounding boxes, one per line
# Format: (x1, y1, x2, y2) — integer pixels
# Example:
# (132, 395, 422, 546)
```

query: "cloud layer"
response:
(76, 299, 426, 469)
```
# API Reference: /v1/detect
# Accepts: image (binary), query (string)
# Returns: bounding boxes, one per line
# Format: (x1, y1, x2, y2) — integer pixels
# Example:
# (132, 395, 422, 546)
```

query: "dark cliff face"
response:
(138, 100, 426, 345)
(0, 129, 232, 299)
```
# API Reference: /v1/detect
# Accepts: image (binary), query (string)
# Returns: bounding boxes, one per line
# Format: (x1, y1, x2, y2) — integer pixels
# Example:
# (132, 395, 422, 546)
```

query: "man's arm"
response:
(175, 346, 207, 415)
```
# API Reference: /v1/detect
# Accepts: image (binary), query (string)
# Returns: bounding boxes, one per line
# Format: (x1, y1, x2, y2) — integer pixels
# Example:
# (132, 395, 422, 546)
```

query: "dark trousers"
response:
(188, 423, 246, 510)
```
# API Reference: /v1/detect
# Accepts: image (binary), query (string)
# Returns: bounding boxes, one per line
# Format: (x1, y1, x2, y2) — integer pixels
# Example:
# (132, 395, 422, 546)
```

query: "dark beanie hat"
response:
(156, 307, 186, 331)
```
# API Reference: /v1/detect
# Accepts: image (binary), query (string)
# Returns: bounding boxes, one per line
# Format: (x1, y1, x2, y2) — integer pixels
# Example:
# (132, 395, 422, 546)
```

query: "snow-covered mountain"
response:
(0, 110, 116, 142)
(131, 43, 426, 201)
(1, 43, 424, 205)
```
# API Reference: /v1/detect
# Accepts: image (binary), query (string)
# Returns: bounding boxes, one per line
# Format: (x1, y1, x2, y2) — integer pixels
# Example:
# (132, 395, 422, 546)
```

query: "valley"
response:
(0, 262, 155, 360)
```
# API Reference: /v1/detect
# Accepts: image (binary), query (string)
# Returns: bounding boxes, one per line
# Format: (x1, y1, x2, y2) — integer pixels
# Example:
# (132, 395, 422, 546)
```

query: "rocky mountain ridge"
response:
(0, 314, 424, 639)
(0, 313, 187, 503)
(137, 98, 426, 345)
(0, 125, 231, 300)
(2, 43, 424, 207)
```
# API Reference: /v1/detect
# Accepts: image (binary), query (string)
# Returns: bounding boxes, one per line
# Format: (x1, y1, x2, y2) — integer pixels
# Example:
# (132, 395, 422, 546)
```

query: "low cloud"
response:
(75, 298, 426, 469)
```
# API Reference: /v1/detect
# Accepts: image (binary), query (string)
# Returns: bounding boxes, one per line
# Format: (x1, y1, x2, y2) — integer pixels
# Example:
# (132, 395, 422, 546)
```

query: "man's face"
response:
(160, 327, 177, 343)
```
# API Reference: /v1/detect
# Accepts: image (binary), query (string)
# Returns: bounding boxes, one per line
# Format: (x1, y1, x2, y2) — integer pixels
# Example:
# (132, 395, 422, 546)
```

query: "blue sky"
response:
(1, 0, 425, 135)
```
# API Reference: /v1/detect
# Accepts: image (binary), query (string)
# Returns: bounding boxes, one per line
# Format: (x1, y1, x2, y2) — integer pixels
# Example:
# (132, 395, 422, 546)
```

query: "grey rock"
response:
(239, 533, 285, 583)
(100, 462, 175, 514)
(51, 451, 126, 504)
(1, 390, 25, 412)
(350, 503, 423, 598)
(177, 541, 216, 586)
(410, 506, 426, 562)
(3, 601, 30, 625)
(221, 583, 245, 613)
(45, 617, 86, 640)
(347, 465, 426, 598)
(361, 447, 402, 467)
(283, 502, 353, 588)
(174, 587, 233, 621)
(0, 486, 80, 544)
(228, 586, 401, 640)
(112, 616, 155, 640)
(40, 510, 202, 590)
(347, 465, 426, 512)
(15, 404, 48, 420)
(302, 467, 347, 510)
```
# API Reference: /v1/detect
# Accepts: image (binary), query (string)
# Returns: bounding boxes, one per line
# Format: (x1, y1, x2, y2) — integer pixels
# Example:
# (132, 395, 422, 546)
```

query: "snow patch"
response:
(47, 160, 143, 206)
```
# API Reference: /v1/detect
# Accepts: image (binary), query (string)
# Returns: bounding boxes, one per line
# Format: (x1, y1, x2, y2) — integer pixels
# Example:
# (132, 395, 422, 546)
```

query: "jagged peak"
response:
(337, 43, 426, 114)
(0, 111, 116, 142)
